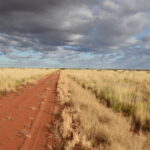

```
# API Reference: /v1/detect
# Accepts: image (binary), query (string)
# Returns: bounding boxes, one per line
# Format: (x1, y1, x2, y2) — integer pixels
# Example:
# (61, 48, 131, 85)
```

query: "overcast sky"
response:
(0, 0, 150, 69)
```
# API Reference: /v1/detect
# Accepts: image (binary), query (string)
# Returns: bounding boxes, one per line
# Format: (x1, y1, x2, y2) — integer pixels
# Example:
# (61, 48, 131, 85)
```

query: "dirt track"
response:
(0, 71, 60, 150)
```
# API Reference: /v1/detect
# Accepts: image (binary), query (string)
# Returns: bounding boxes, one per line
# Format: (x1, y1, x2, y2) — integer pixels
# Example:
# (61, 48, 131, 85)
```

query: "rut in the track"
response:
(0, 71, 60, 150)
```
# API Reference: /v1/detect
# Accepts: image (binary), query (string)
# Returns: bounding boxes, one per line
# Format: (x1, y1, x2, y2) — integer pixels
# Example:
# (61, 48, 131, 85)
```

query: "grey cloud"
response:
(0, 0, 150, 68)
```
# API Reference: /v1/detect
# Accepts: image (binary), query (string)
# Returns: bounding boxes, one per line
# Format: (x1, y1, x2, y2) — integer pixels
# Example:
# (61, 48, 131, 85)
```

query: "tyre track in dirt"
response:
(0, 71, 60, 150)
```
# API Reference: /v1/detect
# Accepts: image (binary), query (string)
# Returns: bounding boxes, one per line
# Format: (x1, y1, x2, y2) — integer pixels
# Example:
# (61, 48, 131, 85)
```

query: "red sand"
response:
(0, 71, 60, 150)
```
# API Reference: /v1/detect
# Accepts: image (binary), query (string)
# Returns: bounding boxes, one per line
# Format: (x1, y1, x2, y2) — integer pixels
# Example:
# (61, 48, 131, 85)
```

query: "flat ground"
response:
(0, 71, 60, 150)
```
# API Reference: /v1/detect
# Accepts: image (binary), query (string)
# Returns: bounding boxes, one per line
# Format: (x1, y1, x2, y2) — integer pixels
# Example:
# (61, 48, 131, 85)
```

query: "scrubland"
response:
(65, 69, 150, 133)
(0, 68, 55, 96)
(57, 71, 150, 150)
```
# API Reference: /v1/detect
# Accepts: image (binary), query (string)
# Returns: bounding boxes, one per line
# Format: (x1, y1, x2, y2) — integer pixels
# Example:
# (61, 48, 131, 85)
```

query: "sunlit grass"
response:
(57, 72, 148, 150)
(0, 68, 56, 95)
(65, 69, 150, 133)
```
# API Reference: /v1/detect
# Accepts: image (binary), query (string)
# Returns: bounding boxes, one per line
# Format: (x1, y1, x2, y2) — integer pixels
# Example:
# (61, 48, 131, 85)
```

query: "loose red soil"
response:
(0, 71, 60, 150)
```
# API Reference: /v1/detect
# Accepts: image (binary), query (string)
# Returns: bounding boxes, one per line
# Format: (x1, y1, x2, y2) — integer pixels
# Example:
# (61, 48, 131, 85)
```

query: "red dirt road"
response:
(0, 71, 60, 150)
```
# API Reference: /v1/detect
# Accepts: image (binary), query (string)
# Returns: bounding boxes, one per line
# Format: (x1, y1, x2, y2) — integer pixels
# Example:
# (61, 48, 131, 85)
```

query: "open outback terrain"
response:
(0, 69, 59, 150)
(0, 69, 150, 150)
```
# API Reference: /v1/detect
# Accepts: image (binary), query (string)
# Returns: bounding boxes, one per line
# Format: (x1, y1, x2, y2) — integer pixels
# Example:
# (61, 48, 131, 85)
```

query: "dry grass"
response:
(0, 68, 56, 95)
(57, 71, 149, 150)
(65, 69, 150, 133)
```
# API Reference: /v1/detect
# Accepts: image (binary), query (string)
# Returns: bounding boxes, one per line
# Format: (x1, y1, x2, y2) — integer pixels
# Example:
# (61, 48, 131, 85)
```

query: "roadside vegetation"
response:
(65, 69, 150, 133)
(57, 71, 149, 150)
(0, 68, 55, 96)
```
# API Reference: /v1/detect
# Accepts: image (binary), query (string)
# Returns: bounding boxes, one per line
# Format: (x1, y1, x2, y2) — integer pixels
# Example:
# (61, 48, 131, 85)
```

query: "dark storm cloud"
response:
(0, 0, 86, 13)
(0, 0, 150, 68)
